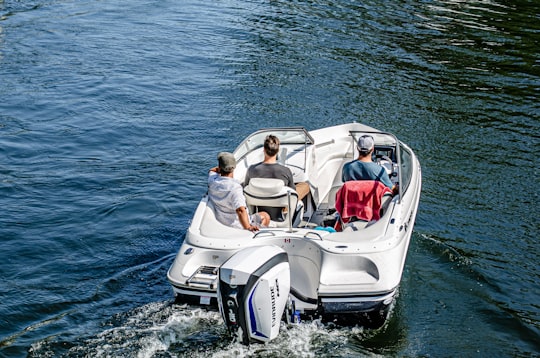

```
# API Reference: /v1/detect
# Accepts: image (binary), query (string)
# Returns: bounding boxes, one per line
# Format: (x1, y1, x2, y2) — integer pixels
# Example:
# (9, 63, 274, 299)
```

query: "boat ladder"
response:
(187, 266, 218, 290)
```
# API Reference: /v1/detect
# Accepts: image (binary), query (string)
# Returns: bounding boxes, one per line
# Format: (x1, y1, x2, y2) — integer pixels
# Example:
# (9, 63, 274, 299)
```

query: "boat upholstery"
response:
(199, 201, 250, 238)
(244, 178, 300, 226)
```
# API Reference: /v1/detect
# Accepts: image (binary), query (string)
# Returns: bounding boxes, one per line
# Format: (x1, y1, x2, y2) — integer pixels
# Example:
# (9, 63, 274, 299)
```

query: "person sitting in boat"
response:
(342, 135, 397, 194)
(208, 152, 271, 232)
(244, 134, 310, 200)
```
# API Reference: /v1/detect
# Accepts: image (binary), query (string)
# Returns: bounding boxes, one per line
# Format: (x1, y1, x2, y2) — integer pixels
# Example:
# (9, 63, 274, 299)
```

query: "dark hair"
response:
(358, 149, 372, 158)
(264, 135, 280, 157)
(220, 168, 234, 175)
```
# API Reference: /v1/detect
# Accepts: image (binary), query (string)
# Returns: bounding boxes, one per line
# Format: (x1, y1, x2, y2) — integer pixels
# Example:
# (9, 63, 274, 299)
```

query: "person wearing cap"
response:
(341, 135, 395, 192)
(208, 152, 270, 232)
(244, 135, 310, 200)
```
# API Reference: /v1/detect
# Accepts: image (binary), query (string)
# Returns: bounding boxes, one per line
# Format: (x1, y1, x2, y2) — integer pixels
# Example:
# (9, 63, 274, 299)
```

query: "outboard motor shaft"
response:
(218, 245, 290, 344)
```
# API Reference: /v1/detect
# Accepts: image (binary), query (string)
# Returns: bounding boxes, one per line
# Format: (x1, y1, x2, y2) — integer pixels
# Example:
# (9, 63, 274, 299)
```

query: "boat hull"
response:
(167, 122, 421, 339)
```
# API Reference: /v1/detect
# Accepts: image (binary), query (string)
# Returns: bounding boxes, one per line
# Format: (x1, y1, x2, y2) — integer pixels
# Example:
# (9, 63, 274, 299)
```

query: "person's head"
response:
(264, 135, 280, 157)
(217, 152, 236, 175)
(357, 135, 375, 157)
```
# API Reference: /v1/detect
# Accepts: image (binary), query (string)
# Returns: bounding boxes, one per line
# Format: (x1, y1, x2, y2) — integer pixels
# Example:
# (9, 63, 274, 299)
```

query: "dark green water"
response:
(1, 0, 538, 356)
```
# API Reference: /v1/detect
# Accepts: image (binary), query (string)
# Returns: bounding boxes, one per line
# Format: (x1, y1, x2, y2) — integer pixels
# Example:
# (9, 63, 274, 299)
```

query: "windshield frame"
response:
(233, 127, 314, 164)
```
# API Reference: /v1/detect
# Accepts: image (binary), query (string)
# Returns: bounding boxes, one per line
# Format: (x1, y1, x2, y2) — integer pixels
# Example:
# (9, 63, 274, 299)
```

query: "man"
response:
(208, 152, 270, 231)
(341, 135, 395, 191)
(244, 135, 310, 200)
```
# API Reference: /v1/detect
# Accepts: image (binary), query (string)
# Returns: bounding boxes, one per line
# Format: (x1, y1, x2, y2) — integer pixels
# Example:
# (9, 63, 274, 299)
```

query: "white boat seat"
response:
(342, 220, 369, 231)
(244, 177, 285, 197)
(200, 200, 251, 238)
(244, 178, 301, 227)
(380, 192, 393, 217)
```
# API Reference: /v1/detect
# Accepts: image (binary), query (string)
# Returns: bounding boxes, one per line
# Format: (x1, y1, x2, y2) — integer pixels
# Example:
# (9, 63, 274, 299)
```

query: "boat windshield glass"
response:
(234, 127, 314, 161)
(399, 144, 413, 193)
(349, 131, 397, 150)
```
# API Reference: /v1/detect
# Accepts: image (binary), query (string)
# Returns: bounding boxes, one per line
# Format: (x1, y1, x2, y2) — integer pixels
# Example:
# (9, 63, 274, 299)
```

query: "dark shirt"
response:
(244, 162, 295, 189)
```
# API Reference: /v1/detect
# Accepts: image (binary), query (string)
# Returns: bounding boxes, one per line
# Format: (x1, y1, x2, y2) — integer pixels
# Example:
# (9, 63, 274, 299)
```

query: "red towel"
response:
(334, 180, 392, 231)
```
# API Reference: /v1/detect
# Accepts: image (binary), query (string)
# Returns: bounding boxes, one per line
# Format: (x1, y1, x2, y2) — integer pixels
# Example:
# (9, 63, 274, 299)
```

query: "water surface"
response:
(0, 0, 538, 356)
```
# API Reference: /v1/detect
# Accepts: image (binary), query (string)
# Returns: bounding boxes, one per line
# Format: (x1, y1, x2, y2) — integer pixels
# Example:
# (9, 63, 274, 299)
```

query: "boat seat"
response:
(334, 180, 393, 232)
(326, 185, 341, 210)
(200, 200, 250, 238)
(244, 178, 302, 227)
(342, 220, 369, 232)
(380, 192, 393, 217)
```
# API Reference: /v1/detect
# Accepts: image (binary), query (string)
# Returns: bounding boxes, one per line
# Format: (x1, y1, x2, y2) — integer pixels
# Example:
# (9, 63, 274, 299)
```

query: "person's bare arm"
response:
(236, 206, 258, 231)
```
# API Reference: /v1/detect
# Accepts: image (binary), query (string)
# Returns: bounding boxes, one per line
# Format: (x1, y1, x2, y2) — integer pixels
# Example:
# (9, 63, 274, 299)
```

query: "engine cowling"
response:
(218, 245, 290, 344)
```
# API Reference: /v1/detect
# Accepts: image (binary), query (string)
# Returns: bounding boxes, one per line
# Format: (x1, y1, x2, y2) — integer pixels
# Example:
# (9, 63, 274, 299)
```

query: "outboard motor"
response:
(218, 245, 290, 344)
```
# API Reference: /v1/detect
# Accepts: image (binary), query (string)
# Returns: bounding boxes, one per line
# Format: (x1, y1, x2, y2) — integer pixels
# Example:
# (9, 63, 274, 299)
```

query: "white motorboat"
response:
(167, 122, 421, 343)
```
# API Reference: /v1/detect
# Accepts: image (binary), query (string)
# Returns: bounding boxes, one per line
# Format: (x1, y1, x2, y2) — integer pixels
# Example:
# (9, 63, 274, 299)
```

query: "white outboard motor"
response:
(218, 245, 290, 344)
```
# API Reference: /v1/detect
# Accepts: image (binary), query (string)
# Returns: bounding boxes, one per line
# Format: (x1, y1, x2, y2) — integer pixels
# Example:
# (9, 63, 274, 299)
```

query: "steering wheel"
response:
(375, 154, 396, 177)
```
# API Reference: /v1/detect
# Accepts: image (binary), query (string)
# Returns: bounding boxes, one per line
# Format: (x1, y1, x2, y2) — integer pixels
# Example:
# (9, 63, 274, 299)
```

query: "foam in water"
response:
(30, 300, 386, 357)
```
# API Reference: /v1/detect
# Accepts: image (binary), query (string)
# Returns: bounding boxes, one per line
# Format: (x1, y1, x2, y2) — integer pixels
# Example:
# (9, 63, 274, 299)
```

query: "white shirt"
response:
(207, 171, 247, 229)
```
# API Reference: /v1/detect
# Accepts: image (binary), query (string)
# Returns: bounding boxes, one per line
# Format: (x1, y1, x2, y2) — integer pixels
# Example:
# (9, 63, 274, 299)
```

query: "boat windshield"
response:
(349, 131, 397, 149)
(234, 127, 314, 161)
(349, 130, 402, 201)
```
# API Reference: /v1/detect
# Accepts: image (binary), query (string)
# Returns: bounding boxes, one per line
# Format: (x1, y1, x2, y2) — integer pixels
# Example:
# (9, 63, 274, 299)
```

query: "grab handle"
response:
(252, 231, 277, 239)
(303, 231, 323, 241)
